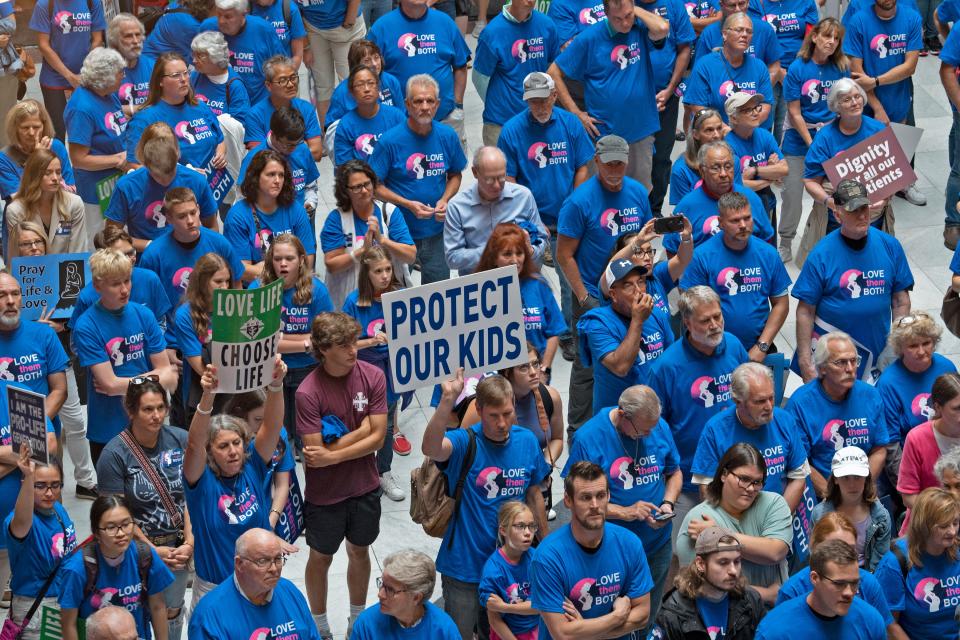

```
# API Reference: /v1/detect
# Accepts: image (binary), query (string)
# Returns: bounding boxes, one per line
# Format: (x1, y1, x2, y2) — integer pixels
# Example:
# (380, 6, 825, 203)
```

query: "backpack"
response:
(409, 429, 476, 542)
(224, 75, 243, 106)
(82, 541, 153, 615)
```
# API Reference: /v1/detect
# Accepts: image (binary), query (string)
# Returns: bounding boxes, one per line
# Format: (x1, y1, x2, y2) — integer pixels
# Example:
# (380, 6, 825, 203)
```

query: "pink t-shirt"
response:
(897, 421, 942, 535)
(295, 360, 387, 506)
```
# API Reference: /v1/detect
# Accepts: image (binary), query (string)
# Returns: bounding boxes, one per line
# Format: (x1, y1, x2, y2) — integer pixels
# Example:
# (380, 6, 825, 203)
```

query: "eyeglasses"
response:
(241, 555, 287, 569)
(511, 523, 539, 533)
(98, 520, 135, 536)
(351, 80, 378, 90)
(348, 180, 374, 193)
(130, 374, 160, 386)
(271, 75, 299, 87)
(18, 239, 44, 249)
(515, 361, 541, 374)
(33, 482, 63, 493)
(838, 94, 864, 105)
(705, 163, 734, 174)
(727, 470, 763, 490)
(738, 104, 763, 116)
(725, 26, 753, 34)
(819, 574, 860, 591)
(122, 249, 137, 259)
(829, 355, 862, 369)
(634, 248, 656, 257)
(376, 577, 408, 597)
(163, 70, 190, 80)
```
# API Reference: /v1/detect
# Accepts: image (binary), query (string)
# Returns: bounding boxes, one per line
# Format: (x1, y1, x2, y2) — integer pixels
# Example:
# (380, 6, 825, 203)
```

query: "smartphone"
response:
(653, 511, 676, 522)
(653, 215, 685, 234)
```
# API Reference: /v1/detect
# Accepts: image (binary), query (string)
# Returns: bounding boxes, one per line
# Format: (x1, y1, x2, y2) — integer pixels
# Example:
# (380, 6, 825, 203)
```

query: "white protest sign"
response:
(383, 266, 528, 393)
(210, 280, 283, 393)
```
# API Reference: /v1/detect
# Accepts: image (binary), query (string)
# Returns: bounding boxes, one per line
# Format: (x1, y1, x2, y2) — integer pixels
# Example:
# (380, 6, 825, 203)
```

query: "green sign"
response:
(95, 172, 121, 215)
(39, 604, 83, 640)
(211, 279, 283, 393)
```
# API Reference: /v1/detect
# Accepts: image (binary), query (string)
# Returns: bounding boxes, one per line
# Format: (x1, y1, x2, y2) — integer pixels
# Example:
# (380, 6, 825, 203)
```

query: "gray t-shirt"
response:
(96, 426, 189, 538)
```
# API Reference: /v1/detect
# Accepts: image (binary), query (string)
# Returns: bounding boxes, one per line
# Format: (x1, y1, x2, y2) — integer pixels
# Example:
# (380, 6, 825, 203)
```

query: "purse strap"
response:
(18, 511, 74, 629)
(119, 430, 184, 530)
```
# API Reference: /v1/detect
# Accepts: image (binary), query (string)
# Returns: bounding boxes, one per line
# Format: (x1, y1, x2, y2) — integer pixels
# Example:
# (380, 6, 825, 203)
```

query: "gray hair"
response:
(473, 145, 505, 168)
(206, 414, 250, 471)
(887, 310, 943, 357)
(731, 362, 773, 403)
(215, 0, 248, 12)
(935, 448, 960, 482)
(717, 191, 749, 217)
(263, 54, 295, 82)
(697, 140, 733, 169)
(678, 286, 721, 321)
(406, 73, 439, 99)
(826, 77, 867, 114)
(618, 385, 661, 424)
(813, 331, 854, 373)
(722, 11, 750, 30)
(382, 550, 436, 603)
(106, 13, 143, 49)
(191, 31, 230, 69)
(80, 47, 126, 93)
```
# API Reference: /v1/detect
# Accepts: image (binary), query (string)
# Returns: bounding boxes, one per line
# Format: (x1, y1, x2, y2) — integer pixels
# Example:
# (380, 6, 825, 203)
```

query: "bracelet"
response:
(660, 499, 675, 508)
(270, 509, 283, 516)
(304, 339, 310, 353)
(454, 102, 464, 109)
(195, 405, 213, 416)
(267, 382, 283, 393)
(874, 75, 880, 87)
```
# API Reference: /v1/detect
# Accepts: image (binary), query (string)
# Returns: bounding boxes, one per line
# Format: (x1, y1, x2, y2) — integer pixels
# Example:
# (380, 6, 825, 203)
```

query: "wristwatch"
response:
(756, 341, 771, 353)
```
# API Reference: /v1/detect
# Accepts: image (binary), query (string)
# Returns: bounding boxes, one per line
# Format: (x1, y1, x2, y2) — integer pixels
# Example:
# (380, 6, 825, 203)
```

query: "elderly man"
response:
(563, 386, 682, 634)
(786, 331, 891, 499)
(648, 286, 750, 532)
(243, 55, 324, 160)
(557, 134, 654, 432)
(692, 362, 808, 511)
(189, 529, 319, 639)
(444, 146, 548, 274)
(370, 74, 466, 285)
(793, 179, 913, 384)
(694, 0, 783, 87)
(198, 0, 283, 105)
(86, 607, 138, 640)
(548, 0, 668, 189)
(663, 141, 775, 254)
(107, 14, 153, 116)
(680, 191, 790, 358)
(423, 371, 551, 638)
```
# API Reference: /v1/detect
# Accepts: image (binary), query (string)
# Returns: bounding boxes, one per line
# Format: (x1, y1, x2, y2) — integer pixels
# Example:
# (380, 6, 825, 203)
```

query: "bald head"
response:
(86, 606, 138, 640)
(472, 146, 508, 202)
(236, 527, 280, 558)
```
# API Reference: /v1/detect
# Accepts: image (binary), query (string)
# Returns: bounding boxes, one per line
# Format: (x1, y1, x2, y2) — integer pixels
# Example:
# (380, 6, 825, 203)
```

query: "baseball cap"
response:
(724, 91, 763, 117)
(596, 135, 629, 164)
(522, 72, 555, 100)
(695, 526, 742, 556)
(833, 179, 871, 212)
(603, 258, 648, 291)
(831, 446, 870, 477)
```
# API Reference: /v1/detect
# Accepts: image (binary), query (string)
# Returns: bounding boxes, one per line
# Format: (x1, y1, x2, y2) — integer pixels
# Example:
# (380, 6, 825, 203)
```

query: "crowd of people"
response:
(0, 0, 959, 636)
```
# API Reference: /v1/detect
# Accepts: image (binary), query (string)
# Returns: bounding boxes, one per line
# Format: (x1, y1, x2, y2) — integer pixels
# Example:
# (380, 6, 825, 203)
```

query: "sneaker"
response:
(543, 243, 555, 268)
(920, 46, 929, 57)
(471, 21, 486, 38)
(897, 185, 927, 206)
(76, 485, 98, 501)
(560, 336, 577, 362)
(778, 245, 792, 263)
(675, 130, 685, 142)
(929, 36, 943, 54)
(392, 432, 412, 456)
(380, 473, 406, 501)
(548, 508, 557, 521)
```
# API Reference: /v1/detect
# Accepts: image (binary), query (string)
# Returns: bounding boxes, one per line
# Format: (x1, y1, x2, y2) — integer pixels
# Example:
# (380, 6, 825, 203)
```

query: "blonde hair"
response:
(135, 121, 180, 173)
(887, 310, 943, 358)
(261, 233, 313, 306)
(90, 248, 133, 282)
(5, 99, 55, 149)
(908, 487, 960, 567)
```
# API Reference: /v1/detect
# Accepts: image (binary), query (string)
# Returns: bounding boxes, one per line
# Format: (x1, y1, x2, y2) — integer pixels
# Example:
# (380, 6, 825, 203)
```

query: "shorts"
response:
(304, 488, 382, 555)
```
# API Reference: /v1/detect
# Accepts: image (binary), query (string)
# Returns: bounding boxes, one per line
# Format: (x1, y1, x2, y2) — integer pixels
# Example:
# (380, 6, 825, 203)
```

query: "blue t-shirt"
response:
(531, 523, 654, 640)
(29, 0, 107, 88)
(73, 302, 167, 443)
(941, 27, 960, 114)
(298, 0, 357, 29)
(198, 15, 283, 105)
(497, 107, 594, 225)
(938, 0, 960, 23)
(474, 10, 560, 126)
(334, 104, 407, 166)
(844, 6, 923, 123)
(776, 565, 894, 626)
(69, 267, 170, 332)
(578, 302, 674, 412)
(0, 321, 69, 396)
(748, 0, 820, 65)
(696, 595, 729, 639)
(791, 229, 913, 382)
(785, 379, 891, 478)
(238, 140, 320, 206)
(519, 277, 566, 357)
(253, 277, 332, 370)
(352, 601, 460, 640)
(325, 71, 405, 128)
(755, 595, 886, 640)
(694, 15, 784, 64)
(646, 261, 677, 336)
(191, 71, 251, 126)
(172, 302, 205, 394)
(648, 333, 749, 492)
(479, 548, 538, 634)
(118, 54, 154, 112)
(563, 411, 680, 554)
(556, 176, 654, 299)
(692, 406, 807, 491)
(319, 203, 415, 253)
(244, 96, 323, 145)
(680, 233, 792, 348)
(725, 126, 782, 180)
(547, 0, 606, 45)
(224, 200, 315, 264)
(876, 355, 957, 444)
(368, 121, 468, 239)
(0, 139, 74, 199)
(367, 7, 471, 120)
(189, 575, 322, 639)
(251, 0, 307, 53)
(184, 455, 271, 583)
(781, 57, 849, 156)
(59, 544, 173, 639)
(104, 165, 218, 241)
(125, 100, 224, 169)
(436, 424, 551, 583)
(643, 0, 697, 91)
(873, 538, 960, 640)
(143, 6, 203, 62)
(64, 86, 128, 204)
(5, 503, 77, 597)
(803, 116, 886, 178)
(684, 50, 775, 129)
(342, 290, 394, 400)
(664, 184, 774, 253)
(842, 0, 919, 24)
(139, 227, 246, 321)
(555, 20, 659, 143)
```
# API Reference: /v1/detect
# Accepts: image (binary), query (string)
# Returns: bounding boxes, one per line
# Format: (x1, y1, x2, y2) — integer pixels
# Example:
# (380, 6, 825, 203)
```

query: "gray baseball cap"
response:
(522, 72, 555, 100)
(596, 135, 629, 164)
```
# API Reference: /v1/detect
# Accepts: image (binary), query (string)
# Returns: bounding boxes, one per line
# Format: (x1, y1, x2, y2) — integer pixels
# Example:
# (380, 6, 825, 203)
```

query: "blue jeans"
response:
(548, 228, 573, 339)
(644, 540, 673, 638)
(917, 0, 939, 39)
(414, 233, 450, 284)
(946, 110, 960, 226)
(164, 566, 190, 640)
(360, 0, 391, 27)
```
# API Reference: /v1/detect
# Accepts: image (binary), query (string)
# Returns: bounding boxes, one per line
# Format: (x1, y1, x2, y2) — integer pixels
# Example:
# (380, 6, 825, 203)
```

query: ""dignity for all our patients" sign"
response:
(823, 126, 918, 203)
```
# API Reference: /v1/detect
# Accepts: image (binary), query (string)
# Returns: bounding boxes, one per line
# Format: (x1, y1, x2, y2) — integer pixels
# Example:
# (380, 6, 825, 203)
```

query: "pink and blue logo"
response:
(702, 215, 720, 236)
(912, 393, 934, 419)
(405, 153, 427, 179)
(476, 466, 504, 499)
(870, 34, 890, 58)
(173, 267, 192, 291)
(718, 80, 737, 99)
(610, 45, 629, 69)
(570, 578, 598, 611)
(802, 79, 822, 103)
(840, 270, 865, 299)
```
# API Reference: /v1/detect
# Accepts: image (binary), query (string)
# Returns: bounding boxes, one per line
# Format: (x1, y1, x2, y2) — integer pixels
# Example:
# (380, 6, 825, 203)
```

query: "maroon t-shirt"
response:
(295, 360, 387, 505)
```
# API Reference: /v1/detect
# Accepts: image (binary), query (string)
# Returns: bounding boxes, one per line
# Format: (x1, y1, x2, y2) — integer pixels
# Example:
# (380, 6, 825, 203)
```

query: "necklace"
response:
(614, 421, 643, 476)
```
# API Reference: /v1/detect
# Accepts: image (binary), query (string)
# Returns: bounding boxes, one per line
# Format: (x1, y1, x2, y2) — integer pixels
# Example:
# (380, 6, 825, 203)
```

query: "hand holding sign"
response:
(16, 445, 34, 478)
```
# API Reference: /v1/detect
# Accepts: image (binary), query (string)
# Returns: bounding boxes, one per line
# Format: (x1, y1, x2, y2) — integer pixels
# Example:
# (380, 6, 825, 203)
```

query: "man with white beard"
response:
(106, 14, 154, 116)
